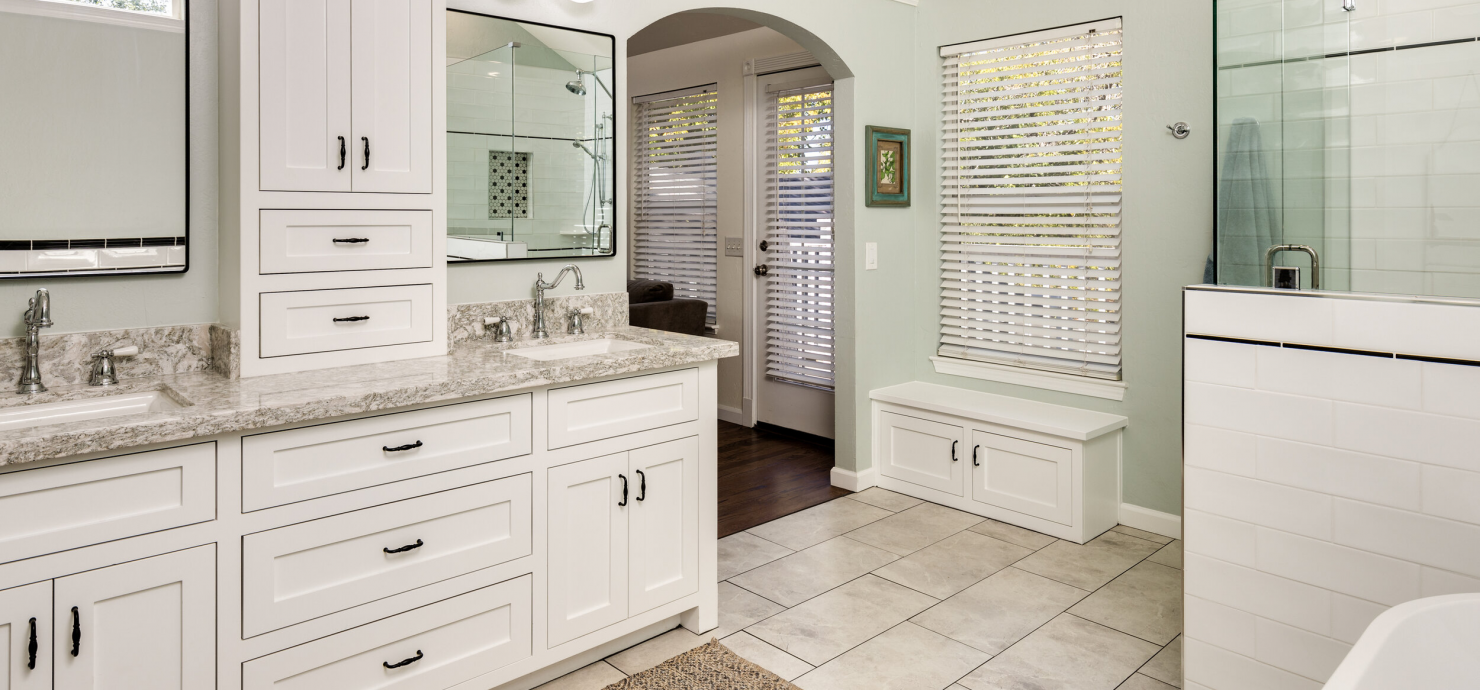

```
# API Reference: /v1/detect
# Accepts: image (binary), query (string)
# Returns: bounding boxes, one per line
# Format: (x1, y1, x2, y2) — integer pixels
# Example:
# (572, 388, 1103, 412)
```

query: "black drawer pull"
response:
(951, 440, 958, 462)
(333, 316, 371, 323)
(338, 136, 347, 171)
(27, 617, 37, 670)
(635, 469, 646, 502)
(973, 445, 981, 467)
(362, 136, 371, 171)
(333, 237, 370, 244)
(383, 650, 423, 669)
(383, 441, 423, 453)
(383, 539, 424, 555)
(70, 606, 80, 657)
(618, 474, 628, 507)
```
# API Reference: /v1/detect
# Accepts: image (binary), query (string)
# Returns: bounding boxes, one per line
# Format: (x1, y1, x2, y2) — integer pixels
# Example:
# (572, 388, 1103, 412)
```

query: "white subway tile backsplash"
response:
(1330, 593, 1389, 645)
(1335, 499, 1480, 579)
(1421, 362, 1480, 420)
(1186, 594, 1258, 657)
(1186, 338, 1258, 387)
(1186, 554, 1332, 635)
(1421, 465, 1480, 526)
(1334, 299, 1480, 360)
(1184, 638, 1324, 690)
(1186, 510, 1259, 567)
(1254, 617, 1352, 683)
(1186, 425, 1258, 477)
(1256, 437, 1422, 511)
(1419, 412, 1480, 472)
(1333, 402, 1426, 461)
(1186, 383, 1334, 446)
(1187, 468, 1333, 540)
(1256, 528, 1421, 606)
(1185, 290, 1335, 344)
(1420, 566, 1480, 597)
(1255, 346, 1422, 410)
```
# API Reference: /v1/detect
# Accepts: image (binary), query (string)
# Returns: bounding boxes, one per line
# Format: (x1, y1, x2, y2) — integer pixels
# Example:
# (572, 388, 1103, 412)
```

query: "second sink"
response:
(506, 339, 652, 362)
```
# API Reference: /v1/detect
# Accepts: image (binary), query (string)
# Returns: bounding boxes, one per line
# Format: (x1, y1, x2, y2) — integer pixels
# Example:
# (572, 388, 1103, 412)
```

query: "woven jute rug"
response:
(602, 640, 799, 690)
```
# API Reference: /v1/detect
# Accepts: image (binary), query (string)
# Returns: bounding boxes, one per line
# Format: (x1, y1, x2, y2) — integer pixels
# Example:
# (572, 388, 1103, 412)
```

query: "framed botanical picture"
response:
(866, 126, 911, 207)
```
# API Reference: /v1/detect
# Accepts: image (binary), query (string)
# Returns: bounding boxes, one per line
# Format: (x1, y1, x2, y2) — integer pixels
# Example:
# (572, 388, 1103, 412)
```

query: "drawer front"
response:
(0, 443, 215, 564)
(877, 411, 965, 496)
(547, 369, 700, 449)
(243, 575, 531, 690)
(260, 209, 434, 274)
(970, 430, 1073, 525)
(260, 284, 434, 357)
(242, 475, 532, 637)
(242, 396, 532, 511)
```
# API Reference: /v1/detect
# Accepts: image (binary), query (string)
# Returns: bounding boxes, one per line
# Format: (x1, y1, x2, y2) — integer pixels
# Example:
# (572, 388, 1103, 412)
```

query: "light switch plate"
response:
(866, 242, 878, 270)
(725, 237, 744, 257)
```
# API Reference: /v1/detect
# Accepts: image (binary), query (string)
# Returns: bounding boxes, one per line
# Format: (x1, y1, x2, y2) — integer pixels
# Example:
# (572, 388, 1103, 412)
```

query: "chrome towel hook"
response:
(1167, 122, 1192, 139)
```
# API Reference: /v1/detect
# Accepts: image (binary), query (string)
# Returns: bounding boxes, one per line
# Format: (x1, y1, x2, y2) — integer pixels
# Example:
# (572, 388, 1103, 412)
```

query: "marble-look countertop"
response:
(0, 328, 738, 466)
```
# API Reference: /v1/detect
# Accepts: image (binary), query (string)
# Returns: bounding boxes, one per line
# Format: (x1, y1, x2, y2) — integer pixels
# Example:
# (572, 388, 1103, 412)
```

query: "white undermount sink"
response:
(0, 390, 185, 432)
(506, 339, 652, 362)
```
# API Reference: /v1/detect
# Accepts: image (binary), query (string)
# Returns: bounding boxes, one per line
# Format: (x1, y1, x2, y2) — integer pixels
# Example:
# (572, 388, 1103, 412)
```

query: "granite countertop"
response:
(0, 327, 739, 467)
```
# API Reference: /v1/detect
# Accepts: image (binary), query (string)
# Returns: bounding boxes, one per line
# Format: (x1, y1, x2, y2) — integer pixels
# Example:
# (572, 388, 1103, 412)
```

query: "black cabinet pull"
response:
(383, 650, 423, 669)
(70, 606, 80, 657)
(26, 617, 36, 670)
(338, 136, 347, 170)
(362, 136, 370, 171)
(334, 316, 371, 323)
(333, 237, 370, 244)
(383, 539, 424, 555)
(383, 441, 423, 453)
(618, 474, 628, 507)
(973, 445, 981, 467)
(951, 440, 958, 463)
(635, 469, 646, 502)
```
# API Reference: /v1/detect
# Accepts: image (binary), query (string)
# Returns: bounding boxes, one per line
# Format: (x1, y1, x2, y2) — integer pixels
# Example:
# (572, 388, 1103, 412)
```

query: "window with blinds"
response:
(763, 81, 835, 390)
(632, 85, 720, 327)
(938, 19, 1124, 380)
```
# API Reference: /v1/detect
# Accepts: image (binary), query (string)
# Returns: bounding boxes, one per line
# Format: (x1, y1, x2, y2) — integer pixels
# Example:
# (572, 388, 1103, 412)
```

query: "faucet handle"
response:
(89, 346, 137, 386)
(568, 307, 593, 336)
(484, 317, 514, 343)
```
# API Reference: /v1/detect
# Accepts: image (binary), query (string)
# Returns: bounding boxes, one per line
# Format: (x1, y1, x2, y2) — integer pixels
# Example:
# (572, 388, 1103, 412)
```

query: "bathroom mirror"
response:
(0, 0, 189, 278)
(446, 10, 616, 262)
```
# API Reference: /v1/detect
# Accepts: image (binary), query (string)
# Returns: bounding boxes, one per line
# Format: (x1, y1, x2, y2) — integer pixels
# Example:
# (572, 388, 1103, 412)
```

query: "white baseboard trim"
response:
(830, 466, 877, 492)
(717, 405, 745, 425)
(1118, 503, 1182, 540)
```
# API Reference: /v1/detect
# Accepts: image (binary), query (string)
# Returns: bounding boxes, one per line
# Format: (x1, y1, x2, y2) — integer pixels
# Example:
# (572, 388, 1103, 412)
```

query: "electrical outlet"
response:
(866, 242, 878, 270)
(725, 236, 744, 257)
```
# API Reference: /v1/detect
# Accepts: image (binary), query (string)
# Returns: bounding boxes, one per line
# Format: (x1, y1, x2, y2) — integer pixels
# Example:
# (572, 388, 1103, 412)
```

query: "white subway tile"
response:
(1186, 594, 1257, 657)
(1186, 425, 1257, 477)
(1420, 413, 1480, 472)
(1185, 383, 1334, 446)
(1187, 468, 1333, 540)
(1185, 510, 1259, 567)
(1333, 403, 1426, 462)
(1186, 553, 1332, 635)
(1185, 290, 1335, 345)
(1256, 528, 1420, 606)
(1330, 593, 1388, 645)
(1336, 499, 1480, 579)
(1184, 638, 1324, 690)
(1254, 346, 1334, 399)
(1256, 437, 1421, 511)
(1334, 299, 1480, 361)
(1422, 362, 1480, 420)
(1186, 338, 1259, 387)
(1421, 567, 1480, 597)
(1421, 465, 1480, 526)
(1254, 617, 1353, 683)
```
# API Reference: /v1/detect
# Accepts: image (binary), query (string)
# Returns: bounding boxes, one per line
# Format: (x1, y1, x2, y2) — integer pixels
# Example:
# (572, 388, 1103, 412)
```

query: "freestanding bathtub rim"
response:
(1323, 593, 1480, 689)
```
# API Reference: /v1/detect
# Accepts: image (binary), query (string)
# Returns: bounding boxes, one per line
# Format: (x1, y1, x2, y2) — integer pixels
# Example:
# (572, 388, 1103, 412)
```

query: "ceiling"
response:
(628, 12, 766, 56)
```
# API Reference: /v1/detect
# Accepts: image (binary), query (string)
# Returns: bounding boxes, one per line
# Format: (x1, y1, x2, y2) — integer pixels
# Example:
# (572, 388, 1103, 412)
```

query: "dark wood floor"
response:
(718, 421, 850, 538)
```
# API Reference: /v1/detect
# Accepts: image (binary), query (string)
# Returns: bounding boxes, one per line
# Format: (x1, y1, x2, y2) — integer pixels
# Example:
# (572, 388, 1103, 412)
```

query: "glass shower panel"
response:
(447, 42, 517, 252)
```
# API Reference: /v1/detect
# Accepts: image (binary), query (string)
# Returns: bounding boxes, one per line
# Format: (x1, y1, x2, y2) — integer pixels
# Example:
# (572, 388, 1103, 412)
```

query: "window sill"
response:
(929, 356, 1127, 401)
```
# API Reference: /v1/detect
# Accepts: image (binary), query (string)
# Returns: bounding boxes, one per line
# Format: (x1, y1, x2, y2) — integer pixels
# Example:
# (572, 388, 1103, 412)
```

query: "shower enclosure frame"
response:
(445, 8, 619, 264)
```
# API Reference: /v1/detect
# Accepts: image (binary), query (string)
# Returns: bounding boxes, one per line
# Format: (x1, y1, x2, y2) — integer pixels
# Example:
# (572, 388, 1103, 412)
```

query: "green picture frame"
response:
(866, 126, 911, 207)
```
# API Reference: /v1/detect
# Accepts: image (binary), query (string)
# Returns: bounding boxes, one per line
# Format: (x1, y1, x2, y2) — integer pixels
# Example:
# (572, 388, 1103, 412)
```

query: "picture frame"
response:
(866, 126, 911, 207)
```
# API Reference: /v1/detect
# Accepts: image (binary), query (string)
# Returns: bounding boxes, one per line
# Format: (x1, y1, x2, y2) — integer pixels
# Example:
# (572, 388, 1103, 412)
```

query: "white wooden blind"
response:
(939, 19, 1124, 380)
(764, 82, 835, 390)
(632, 85, 719, 326)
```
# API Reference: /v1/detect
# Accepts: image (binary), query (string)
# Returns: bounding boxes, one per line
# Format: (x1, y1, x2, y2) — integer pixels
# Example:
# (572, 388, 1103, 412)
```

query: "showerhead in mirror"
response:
(572, 141, 603, 161)
(564, 78, 587, 96)
(565, 69, 612, 98)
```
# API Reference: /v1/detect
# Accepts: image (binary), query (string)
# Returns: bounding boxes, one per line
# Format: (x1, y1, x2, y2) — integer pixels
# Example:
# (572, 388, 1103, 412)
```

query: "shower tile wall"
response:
(1183, 288, 1480, 690)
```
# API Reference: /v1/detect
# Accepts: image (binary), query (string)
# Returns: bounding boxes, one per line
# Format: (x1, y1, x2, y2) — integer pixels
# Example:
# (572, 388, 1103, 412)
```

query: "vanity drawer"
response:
(242, 474, 532, 637)
(242, 395, 532, 511)
(0, 443, 215, 564)
(260, 209, 434, 274)
(242, 575, 531, 690)
(260, 284, 434, 357)
(547, 368, 700, 449)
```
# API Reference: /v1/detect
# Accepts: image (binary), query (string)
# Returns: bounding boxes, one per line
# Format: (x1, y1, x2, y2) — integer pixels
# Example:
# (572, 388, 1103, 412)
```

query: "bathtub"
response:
(1324, 594, 1480, 689)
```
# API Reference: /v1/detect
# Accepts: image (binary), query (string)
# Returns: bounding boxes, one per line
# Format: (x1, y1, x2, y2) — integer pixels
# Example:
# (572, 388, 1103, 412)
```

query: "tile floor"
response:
(536, 489, 1184, 690)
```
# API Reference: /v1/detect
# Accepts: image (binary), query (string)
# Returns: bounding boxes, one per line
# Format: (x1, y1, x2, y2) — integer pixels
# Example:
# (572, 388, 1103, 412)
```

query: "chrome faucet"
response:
(532, 265, 585, 339)
(16, 289, 53, 394)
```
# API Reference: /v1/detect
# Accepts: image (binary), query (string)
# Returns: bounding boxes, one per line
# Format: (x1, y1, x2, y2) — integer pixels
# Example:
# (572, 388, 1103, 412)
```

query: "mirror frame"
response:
(0, 0, 191, 280)
(446, 8, 619, 265)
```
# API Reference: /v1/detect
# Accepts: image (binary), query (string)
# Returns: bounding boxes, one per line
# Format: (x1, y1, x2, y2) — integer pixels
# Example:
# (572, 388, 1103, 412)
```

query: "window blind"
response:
(632, 85, 719, 326)
(939, 19, 1124, 380)
(763, 81, 835, 390)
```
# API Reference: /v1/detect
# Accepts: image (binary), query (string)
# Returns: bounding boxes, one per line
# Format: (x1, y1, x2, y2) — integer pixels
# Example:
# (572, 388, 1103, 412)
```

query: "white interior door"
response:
(0, 582, 50, 690)
(259, 0, 352, 192)
(750, 67, 836, 439)
(546, 453, 629, 647)
(628, 437, 699, 615)
(54, 545, 214, 690)
(351, 0, 433, 194)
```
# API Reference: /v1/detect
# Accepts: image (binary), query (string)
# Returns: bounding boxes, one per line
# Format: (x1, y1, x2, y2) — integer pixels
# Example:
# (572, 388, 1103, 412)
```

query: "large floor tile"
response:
(793, 622, 990, 690)
(968, 519, 1058, 550)
(1118, 674, 1178, 690)
(721, 631, 814, 681)
(1148, 541, 1182, 570)
(846, 487, 924, 512)
(747, 574, 938, 666)
(1070, 562, 1183, 645)
(1139, 636, 1181, 688)
(958, 614, 1160, 690)
(874, 530, 1032, 599)
(1015, 531, 1162, 591)
(912, 566, 1089, 655)
(1113, 525, 1173, 545)
(533, 661, 626, 690)
(846, 503, 985, 556)
(730, 536, 899, 607)
(605, 628, 707, 676)
(715, 581, 787, 638)
(747, 498, 893, 551)
(719, 532, 794, 581)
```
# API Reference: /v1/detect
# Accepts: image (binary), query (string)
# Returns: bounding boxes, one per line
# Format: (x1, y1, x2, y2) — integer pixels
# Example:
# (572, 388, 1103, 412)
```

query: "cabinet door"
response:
(628, 438, 700, 615)
(970, 430, 1073, 526)
(259, 0, 353, 192)
(54, 546, 214, 690)
(0, 582, 49, 690)
(547, 454, 628, 647)
(877, 411, 965, 495)
(351, 0, 433, 193)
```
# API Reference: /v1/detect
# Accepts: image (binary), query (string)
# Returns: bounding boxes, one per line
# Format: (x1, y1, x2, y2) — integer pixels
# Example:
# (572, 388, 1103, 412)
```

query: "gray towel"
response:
(1207, 118, 1280, 286)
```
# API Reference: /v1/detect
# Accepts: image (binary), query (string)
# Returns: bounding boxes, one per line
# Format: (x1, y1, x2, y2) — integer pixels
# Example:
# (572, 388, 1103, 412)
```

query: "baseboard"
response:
(1118, 503, 1182, 540)
(717, 405, 744, 425)
(830, 466, 877, 492)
